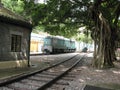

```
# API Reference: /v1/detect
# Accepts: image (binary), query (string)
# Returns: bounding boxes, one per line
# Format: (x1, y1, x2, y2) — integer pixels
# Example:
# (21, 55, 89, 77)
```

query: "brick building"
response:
(0, 4, 32, 69)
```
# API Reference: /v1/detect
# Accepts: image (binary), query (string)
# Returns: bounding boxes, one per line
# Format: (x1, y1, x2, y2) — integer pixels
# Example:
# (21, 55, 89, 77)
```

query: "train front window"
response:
(44, 38, 51, 45)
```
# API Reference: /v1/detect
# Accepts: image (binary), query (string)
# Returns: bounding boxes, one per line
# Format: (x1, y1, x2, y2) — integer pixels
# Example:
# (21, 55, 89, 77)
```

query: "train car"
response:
(42, 36, 76, 54)
(70, 40, 76, 52)
(52, 36, 65, 53)
(64, 38, 70, 52)
(63, 38, 75, 52)
(41, 36, 52, 53)
(41, 36, 64, 53)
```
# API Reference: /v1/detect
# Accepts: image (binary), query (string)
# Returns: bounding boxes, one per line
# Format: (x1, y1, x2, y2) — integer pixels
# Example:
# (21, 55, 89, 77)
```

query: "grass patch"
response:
(0, 62, 49, 79)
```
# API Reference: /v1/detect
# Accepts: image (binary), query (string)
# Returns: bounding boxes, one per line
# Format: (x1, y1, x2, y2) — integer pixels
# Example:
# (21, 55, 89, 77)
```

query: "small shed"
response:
(0, 4, 32, 69)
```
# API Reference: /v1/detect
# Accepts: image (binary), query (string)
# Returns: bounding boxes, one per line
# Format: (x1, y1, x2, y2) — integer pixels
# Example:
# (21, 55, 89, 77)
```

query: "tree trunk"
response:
(92, 12, 114, 69)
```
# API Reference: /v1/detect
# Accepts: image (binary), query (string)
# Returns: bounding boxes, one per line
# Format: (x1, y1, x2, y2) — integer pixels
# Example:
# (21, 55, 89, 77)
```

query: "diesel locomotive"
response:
(41, 36, 76, 54)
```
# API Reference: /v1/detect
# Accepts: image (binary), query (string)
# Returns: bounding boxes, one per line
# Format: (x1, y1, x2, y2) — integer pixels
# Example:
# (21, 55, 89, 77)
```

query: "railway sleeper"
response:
(7, 82, 38, 90)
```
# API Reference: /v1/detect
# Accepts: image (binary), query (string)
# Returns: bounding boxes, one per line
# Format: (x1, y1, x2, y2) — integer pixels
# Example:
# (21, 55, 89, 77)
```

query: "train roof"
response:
(31, 32, 76, 42)
(44, 35, 76, 42)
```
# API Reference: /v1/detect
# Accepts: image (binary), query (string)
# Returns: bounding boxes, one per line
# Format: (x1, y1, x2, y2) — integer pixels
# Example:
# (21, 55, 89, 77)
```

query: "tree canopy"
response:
(2, 0, 24, 14)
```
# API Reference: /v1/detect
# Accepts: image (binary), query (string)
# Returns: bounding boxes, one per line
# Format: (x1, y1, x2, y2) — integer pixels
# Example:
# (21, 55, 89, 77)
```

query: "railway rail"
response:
(0, 54, 86, 90)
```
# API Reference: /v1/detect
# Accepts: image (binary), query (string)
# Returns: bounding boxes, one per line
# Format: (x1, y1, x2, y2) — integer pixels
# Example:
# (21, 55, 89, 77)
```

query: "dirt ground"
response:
(0, 53, 120, 90)
(66, 53, 120, 90)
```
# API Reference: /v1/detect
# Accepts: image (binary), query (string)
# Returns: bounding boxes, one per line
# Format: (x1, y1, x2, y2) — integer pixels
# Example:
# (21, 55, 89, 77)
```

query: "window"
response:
(11, 34, 21, 52)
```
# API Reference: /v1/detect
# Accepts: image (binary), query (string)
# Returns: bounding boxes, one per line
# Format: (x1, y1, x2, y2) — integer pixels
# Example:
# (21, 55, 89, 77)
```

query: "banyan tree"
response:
(89, 0, 120, 68)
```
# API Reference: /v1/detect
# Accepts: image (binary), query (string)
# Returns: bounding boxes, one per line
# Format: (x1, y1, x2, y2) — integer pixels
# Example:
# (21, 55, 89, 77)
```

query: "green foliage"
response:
(75, 29, 92, 44)
(2, 0, 24, 14)
(1, 0, 90, 38)
(2, 0, 120, 40)
(23, 1, 48, 26)
(41, 0, 89, 38)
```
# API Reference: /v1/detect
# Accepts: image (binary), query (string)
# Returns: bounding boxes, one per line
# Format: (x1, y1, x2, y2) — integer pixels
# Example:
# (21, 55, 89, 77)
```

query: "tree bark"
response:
(91, 2, 115, 68)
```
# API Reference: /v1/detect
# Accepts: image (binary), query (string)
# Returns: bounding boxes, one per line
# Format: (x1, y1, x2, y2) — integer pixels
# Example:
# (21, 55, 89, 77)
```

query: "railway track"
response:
(0, 54, 86, 90)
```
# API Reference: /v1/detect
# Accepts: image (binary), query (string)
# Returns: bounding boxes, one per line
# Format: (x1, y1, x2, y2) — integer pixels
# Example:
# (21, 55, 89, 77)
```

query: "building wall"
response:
(30, 33, 44, 54)
(0, 22, 31, 69)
